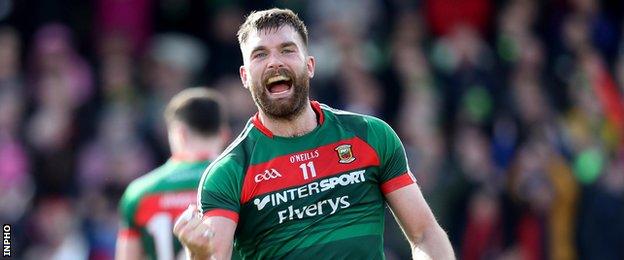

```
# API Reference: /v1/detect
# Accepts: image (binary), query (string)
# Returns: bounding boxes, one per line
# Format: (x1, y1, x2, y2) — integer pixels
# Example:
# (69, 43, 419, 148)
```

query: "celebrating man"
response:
(174, 8, 455, 259)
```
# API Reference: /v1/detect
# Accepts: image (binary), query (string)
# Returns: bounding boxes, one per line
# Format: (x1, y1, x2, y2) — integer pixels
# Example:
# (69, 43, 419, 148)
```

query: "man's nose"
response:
(266, 52, 285, 69)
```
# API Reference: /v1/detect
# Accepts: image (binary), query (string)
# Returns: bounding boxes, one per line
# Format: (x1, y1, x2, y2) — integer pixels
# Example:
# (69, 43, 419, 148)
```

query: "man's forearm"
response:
(411, 225, 455, 260)
(189, 253, 215, 260)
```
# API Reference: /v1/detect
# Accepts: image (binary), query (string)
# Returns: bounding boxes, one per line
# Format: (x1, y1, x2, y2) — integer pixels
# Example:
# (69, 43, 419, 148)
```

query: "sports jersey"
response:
(199, 101, 416, 259)
(118, 158, 211, 260)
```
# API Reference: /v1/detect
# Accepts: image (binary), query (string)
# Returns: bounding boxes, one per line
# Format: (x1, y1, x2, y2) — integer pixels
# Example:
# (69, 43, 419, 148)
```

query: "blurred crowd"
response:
(1, 0, 623, 259)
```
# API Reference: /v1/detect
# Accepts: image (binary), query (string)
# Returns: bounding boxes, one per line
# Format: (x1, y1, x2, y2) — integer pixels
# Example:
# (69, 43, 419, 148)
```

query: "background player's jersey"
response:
(118, 159, 211, 260)
(199, 101, 416, 259)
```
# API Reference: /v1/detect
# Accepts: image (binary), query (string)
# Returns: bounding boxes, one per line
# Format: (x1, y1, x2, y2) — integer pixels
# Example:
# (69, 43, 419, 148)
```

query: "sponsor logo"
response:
(278, 196, 351, 223)
(253, 170, 365, 211)
(335, 144, 355, 164)
(253, 196, 271, 211)
(254, 168, 282, 183)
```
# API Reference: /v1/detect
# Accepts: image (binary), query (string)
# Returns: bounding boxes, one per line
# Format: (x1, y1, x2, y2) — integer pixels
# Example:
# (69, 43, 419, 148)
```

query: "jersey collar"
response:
(252, 100, 325, 138)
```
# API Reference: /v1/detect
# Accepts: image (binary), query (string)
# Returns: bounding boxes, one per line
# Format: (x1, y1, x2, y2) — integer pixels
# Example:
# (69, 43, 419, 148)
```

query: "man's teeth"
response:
(267, 75, 291, 85)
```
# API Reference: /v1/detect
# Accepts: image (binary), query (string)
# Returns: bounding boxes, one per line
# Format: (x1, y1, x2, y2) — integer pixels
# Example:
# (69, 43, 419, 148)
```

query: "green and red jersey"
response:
(199, 101, 416, 259)
(118, 158, 212, 260)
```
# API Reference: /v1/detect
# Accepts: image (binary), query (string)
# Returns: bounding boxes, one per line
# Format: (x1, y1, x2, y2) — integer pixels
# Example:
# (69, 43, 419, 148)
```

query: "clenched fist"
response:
(173, 204, 216, 259)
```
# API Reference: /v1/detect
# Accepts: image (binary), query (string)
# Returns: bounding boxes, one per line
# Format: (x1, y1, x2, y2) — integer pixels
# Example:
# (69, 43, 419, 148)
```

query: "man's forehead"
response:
(243, 26, 304, 50)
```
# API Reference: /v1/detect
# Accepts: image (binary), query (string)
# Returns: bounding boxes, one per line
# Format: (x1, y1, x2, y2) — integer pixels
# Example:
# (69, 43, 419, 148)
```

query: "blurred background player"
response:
(115, 87, 229, 260)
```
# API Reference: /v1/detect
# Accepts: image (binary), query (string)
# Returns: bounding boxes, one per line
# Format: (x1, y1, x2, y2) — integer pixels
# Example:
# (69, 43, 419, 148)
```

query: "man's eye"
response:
(253, 52, 267, 59)
(282, 49, 294, 54)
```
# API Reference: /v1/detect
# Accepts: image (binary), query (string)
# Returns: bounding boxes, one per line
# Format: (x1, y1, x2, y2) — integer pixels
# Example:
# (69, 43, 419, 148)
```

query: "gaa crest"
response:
(335, 144, 355, 164)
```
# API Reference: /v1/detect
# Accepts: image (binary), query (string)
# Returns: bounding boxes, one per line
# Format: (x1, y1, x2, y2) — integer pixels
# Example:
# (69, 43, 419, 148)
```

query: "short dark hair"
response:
(164, 87, 225, 137)
(237, 8, 308, 48)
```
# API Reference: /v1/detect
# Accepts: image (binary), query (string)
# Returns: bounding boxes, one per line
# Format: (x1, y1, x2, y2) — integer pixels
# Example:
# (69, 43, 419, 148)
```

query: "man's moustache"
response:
(263, 68, 293, 83)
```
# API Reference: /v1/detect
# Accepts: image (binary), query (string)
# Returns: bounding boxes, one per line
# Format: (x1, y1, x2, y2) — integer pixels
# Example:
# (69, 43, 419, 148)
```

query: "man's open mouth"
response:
(265, 75, 293, 95)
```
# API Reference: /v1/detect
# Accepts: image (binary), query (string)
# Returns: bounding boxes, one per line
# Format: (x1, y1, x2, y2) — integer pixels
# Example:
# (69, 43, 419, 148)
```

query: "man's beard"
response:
(251, 67, 310, 121)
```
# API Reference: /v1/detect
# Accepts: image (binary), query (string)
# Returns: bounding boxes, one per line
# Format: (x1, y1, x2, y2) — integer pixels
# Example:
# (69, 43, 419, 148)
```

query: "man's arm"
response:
(385, 183, 455, 259)
(115, 231, 144, 260)
(173, 205, 237, 260)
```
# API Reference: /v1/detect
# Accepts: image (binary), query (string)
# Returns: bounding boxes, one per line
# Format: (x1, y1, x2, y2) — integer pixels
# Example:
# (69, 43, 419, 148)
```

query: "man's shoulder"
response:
(120, 163, 174, 205)
(320, 104, 391, 134)
(215, 127, 256, 166)
(201, 123, 256, 180)
(124, 159, 207, 199)
(119, 163, 172, 217)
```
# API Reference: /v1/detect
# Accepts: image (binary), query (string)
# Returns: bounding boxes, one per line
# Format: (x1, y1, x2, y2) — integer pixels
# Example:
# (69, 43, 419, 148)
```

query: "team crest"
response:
(335, 144, 355, 164)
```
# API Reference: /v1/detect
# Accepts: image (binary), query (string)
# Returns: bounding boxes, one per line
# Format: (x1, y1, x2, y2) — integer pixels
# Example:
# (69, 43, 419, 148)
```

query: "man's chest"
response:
(237, 137, 383, 233)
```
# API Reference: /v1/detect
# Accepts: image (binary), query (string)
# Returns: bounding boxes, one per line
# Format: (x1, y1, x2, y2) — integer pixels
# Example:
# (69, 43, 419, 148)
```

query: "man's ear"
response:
(239, 65, 249, 89)
(169, 122, 187, 149)
(177, 123, 189, 145)
(306, 56, 316, 79)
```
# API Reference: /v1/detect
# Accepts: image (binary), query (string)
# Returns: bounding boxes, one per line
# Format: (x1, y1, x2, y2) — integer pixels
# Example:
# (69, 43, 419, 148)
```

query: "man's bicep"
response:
(368, 117, 412, 183)
(385, 183, 436, 243)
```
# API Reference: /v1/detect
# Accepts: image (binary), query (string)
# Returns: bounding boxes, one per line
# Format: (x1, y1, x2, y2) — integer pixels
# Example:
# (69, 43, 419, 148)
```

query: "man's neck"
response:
(258, 102, 318, 137)
(171, 138, 222, 162)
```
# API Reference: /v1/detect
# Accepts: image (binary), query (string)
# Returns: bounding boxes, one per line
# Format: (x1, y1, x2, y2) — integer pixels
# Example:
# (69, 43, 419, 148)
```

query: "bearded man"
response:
(174, 8, 455, 260)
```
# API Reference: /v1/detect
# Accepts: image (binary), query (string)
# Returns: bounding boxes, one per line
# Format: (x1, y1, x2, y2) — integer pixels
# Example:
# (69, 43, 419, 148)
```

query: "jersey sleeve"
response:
(118, 184, 141, 239)
(367, 117, 416, 194)
(198, 155, 243, 222)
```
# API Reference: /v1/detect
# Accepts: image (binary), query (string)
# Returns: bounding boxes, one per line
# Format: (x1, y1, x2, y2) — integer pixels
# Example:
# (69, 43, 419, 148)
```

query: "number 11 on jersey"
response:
(299, 161, 317, 180)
